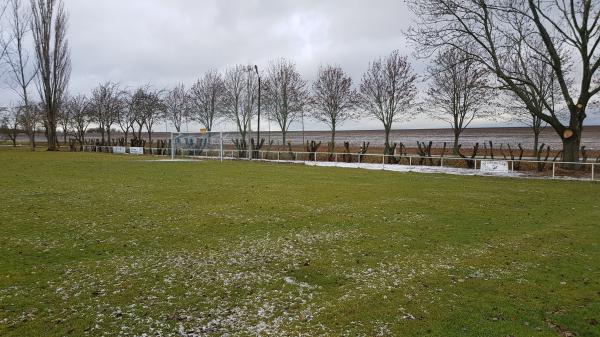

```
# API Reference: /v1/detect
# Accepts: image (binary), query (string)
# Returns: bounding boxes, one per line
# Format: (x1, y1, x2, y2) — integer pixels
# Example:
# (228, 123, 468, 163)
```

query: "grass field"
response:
(0, 149, 599, 336)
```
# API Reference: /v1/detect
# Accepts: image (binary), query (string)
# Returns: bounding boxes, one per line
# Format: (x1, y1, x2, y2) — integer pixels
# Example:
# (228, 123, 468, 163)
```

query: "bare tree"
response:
(130, 87, 147, 141)
(359, 50, 417, 156)
(0, 1, 11, 63)
(128, 85, 163, 143)
(0, 106, 21, 146)
(139, 87, 163, 144)
(56, 100, 70, 144)
(190, 70, 224, 131)
(64, 94, 89, 147)
(163, 83, 189, 133)
(222, 65, 257, 149)
(89, 82, 123, 144)
(407, 0, 600, 162)
(426, 46, 492, 154)
(505, 41, 566, 152)
(118, 90, 136, 143)
(1, 0, 38, 150)
(30, 0, 70, 151)
(263, 58, 309, 144)
(17, 103, 40, 149)
(310, 64, 358, 153)
(3, 0, 36, 116)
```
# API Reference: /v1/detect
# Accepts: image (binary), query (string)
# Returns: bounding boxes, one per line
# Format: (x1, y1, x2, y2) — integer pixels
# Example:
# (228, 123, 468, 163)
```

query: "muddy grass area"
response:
(1, 149, 599, 336)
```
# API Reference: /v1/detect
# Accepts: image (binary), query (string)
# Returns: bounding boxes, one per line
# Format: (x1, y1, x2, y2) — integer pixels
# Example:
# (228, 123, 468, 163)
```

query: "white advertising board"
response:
(113, 146, 126, 154)
(480, 160, 509, 173)
(130, 147, 144, 155)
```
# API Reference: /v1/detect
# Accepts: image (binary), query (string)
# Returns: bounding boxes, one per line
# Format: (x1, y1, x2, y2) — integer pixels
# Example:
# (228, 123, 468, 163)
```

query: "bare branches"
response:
(222, 64, 257, 142)
(0, 106, 21, 146)
(3, 0, 36, 108)
(163, 83, 189, 133)
(30, 0, 71, 150)
(407, 0, 600, 161)
(310, 64, 358, 150)
(89, 81, 124, 144)
(133, 87, 164, 144)
(64, 94, 89, 146)
(190, 70, 224, 131)
(359, 50, 417, 155)
(263, 58, 309, 144)
(425, 45, 492, 153)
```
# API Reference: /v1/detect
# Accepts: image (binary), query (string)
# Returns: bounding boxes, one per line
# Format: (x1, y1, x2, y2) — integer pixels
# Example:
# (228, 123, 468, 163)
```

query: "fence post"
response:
(552, 162, 555, 179)
(409, 156, 412, 167)
(440, 157, 444, 167)
(592, 163, 595, 181)
(382, 154, 385, 170)
(511, 160, 514, 172)
(277, 151, 280, 161)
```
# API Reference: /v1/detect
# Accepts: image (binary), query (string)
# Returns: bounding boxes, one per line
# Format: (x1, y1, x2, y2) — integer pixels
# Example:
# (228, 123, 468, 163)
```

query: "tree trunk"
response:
(533, 130, 540, 154)
(47, 119, 58, 151)
(29, 133, 35, 151)
(330, 127, 336, 153)
(452, 132, 460, 155)
(561, 136, 581, 164)
(282, 131, 287, 146)
(383, 127, 392, 155)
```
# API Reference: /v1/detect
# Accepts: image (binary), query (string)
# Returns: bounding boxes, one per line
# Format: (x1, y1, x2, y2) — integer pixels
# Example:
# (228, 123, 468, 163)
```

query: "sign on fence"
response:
(130, 147, 144, 155)
(480, 160, 509, 173)
(113, 146, 126, 154)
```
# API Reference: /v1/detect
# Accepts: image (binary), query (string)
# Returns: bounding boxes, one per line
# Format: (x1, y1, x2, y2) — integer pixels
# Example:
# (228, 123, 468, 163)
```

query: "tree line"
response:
(1, 0, 599, 163)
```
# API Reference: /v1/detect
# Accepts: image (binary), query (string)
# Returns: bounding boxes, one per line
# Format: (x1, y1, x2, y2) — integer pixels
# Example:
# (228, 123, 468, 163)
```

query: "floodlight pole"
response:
(170, 132, 174, 160)
(255, 65, 261, 160)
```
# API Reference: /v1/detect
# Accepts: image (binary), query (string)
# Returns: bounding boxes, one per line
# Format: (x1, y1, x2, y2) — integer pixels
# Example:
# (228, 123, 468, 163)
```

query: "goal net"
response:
(170, 131, 253, 160)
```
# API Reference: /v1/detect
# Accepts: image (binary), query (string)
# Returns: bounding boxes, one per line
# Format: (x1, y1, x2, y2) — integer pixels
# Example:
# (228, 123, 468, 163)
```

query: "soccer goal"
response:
(170, 130, 221, 160)
(170, 130, 256, 161)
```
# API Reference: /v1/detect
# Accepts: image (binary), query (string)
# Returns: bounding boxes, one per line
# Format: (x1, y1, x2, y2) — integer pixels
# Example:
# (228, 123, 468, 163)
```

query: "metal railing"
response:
(81, 145, 598, 181)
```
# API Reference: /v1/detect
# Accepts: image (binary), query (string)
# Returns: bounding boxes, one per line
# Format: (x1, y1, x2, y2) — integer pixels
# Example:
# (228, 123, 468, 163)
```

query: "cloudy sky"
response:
(64, 0, 427, 131)
(3, 0, 597, 131)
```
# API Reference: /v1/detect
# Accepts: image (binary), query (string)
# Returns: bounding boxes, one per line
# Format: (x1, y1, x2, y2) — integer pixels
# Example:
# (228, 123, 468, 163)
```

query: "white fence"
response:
(82, 145, 598, 181)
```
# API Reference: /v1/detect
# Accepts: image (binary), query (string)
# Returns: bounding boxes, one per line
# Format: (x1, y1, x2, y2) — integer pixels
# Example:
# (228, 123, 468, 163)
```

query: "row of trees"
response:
(407, 0, 600, 163)
(54, 54, 414, 158)
(0, 0, 70, 151)
(41, 52, 473, 157)
(1, 44, 563, 158)
(1, 0, 598, 163)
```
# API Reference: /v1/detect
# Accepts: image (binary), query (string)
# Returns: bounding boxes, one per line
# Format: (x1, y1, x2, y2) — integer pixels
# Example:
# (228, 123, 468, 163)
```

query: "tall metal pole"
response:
(255, 65, 261, 159)
(245, 66, 252, 160)
(220, 131, 223, 163)
(170, 132, 174, 160)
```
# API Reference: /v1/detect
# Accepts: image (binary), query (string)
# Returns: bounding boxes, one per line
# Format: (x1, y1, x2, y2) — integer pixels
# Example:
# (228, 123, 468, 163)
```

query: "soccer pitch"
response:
(1, 149, 599, 337)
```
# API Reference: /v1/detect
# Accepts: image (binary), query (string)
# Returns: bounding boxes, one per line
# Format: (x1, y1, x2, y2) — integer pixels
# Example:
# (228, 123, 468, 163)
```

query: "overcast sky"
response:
(65, 0, 427, 131)
(3, 0, 598, 131)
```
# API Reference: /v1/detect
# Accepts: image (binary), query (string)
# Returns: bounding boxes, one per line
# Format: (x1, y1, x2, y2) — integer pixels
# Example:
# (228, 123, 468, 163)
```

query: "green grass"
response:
(0, 149, 599, 336)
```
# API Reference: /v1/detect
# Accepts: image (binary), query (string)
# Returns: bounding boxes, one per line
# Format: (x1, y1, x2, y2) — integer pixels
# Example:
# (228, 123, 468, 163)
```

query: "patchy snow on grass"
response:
(304, 161, 524, 178)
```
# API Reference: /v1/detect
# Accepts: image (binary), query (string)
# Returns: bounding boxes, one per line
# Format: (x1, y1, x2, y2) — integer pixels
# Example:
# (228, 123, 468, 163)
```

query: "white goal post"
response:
(169, 130, 257, 161)
(170, 131, 226, 161)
